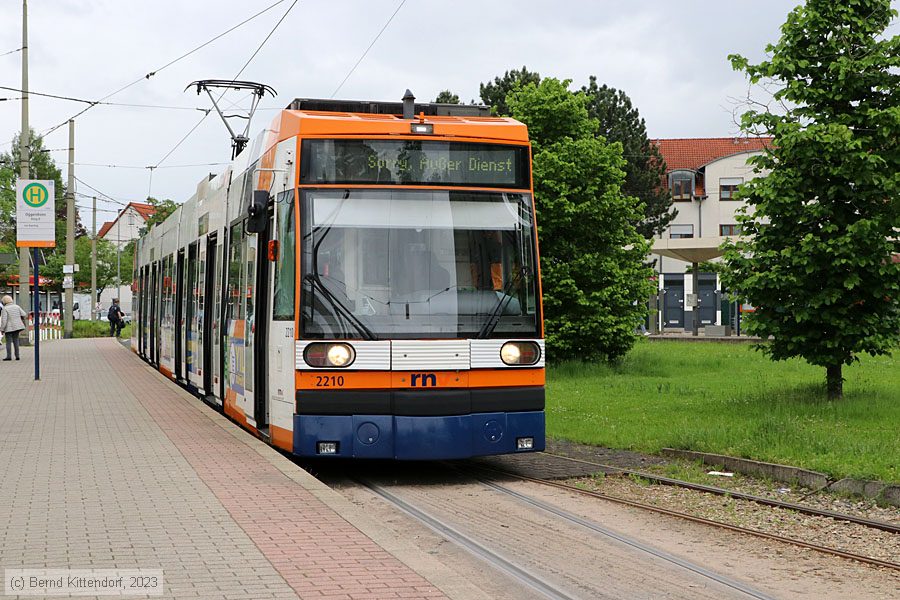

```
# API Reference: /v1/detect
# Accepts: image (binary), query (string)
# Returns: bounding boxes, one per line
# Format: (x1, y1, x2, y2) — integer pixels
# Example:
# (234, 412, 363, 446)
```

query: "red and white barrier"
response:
(27, 312, 63, 343)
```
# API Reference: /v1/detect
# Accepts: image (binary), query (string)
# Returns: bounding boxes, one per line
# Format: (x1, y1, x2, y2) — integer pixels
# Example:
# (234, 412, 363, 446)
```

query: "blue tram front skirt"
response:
(293, 411, 545, 460)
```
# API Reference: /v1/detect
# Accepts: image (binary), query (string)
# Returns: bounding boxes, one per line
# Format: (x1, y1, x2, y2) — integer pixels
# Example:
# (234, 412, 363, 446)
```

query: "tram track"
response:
(540, 451, 900, 534)
(466, 462, 900, 573)
(354, 472, 778, 600)
(356, 478, 579, 600)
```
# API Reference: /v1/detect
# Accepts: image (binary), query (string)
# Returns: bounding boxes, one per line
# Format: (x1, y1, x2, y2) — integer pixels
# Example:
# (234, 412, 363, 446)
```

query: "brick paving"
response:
(0, 339, 446, 599)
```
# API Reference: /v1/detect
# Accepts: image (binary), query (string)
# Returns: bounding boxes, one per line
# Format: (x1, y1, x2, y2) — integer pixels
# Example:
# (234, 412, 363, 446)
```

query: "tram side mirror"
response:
(247, 190, 268, 234)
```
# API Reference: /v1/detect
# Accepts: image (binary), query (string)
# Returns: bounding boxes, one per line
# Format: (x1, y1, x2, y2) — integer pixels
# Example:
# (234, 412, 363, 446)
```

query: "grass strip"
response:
(546, 341, 899, 482)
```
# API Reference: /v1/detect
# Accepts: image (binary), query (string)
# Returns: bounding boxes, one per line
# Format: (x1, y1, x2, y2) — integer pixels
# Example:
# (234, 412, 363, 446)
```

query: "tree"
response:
(582, 76, 674, 238)
(480, 66, 541, 116)
(0, 131, 72, 285)
(507, 78, 653, 362)
(42, 236, 118, 296)
(433, 90, 460, 104)
(722, 0, 900, 399)
(143, 196, 178, 230)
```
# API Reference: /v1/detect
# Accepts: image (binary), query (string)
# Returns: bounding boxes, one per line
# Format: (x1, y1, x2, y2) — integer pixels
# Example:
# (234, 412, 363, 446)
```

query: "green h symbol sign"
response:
(23, 183, 49, 208)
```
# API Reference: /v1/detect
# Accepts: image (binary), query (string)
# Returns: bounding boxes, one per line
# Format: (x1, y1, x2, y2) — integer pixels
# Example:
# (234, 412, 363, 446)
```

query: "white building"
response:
(96, 202, 156, 314)
(651, 137, 772, 332)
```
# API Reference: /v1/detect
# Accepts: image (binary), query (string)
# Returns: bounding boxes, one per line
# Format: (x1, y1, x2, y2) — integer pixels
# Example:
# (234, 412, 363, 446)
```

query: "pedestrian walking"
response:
(108, 299, 125, 338)
(1, 295, 29, 361)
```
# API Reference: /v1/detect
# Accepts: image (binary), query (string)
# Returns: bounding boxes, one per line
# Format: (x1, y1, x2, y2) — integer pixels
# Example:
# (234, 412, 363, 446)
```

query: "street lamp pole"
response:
(90, 196, 97, 321)
(63, 119, 75, 338)
(17, 0, 30, 322)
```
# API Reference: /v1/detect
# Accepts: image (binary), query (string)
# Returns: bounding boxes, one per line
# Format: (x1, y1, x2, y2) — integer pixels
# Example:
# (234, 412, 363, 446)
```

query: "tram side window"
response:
(163, 256, 174, 326)
(227, 222, 245, 323)
(273, 191, 295, 320)
(240, 161, 259, 212)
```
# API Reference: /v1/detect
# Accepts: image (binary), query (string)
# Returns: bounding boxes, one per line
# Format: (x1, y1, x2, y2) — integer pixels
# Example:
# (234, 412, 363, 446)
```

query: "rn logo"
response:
(410, 373, 437, 387)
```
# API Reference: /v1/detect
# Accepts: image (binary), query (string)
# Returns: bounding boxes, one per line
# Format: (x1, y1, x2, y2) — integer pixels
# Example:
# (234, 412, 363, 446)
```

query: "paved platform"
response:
(0, 339, 473, 600)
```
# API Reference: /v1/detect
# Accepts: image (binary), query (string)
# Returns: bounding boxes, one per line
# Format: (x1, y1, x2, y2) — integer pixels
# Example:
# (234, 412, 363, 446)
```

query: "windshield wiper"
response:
(307, 210, 377, 341)
(304, 274, 377, 340)
(476, 267, 528, 339)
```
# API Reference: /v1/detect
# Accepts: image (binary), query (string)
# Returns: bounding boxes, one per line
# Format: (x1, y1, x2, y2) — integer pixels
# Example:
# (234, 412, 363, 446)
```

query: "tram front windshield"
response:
(300, 189, 539, 339)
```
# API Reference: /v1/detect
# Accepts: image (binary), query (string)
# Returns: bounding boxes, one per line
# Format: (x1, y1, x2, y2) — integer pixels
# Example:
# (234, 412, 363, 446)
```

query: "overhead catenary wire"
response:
(0, 47, 23, 58)
(74, 192, 129, 207)
(74, 177, 129, 207)
(0, 85, 97, 105)
(151, 0, 300, 170)
(76, 203, 120, 215)
(39, 0, 290, 139)
(75, 161, 229, 170)
(0, 86, 214, 112)
(330, 0, 407, 99)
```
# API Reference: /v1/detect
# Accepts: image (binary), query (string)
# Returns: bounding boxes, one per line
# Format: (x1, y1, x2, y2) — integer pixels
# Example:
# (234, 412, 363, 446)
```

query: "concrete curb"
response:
(660, 448, 900, 507)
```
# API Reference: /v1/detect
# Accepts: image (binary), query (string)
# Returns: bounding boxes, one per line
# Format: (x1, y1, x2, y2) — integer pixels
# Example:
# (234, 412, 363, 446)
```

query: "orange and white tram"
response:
(132, 95, 546, 459)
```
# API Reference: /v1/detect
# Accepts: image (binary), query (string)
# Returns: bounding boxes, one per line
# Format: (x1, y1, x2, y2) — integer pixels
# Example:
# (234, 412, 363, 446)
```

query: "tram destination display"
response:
(302, 140, 529, 188)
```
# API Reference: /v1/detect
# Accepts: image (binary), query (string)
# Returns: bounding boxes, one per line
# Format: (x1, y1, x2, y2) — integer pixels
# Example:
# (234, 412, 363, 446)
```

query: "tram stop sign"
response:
(16, 179, 56, 248)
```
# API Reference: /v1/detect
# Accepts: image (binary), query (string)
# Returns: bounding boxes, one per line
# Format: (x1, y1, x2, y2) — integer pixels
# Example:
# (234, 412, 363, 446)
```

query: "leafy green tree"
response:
(42, 236, 119, 296)
(508, 78, 653, 361)
(116, 240, 135, 291)
(143, 196, 179, 230)
(433, 90, 460, 104)
(582, 76, 674, 238)
(722, 0, 900, 399)
(480, 66, 541, 116)
(0, 131, 71, 285)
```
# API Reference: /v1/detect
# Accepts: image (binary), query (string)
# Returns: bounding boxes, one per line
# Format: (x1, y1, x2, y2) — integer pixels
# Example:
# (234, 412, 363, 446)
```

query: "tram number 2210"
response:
(314, 375, 345, 387)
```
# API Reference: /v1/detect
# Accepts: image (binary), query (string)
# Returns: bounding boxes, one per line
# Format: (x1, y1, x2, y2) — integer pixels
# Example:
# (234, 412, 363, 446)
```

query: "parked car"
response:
(99, 312, 132, 324)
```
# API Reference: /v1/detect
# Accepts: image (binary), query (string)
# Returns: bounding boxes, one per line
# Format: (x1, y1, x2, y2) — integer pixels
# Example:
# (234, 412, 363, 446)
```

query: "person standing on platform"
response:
(108, 299, 125, 338)
(1, 295, 29, 361)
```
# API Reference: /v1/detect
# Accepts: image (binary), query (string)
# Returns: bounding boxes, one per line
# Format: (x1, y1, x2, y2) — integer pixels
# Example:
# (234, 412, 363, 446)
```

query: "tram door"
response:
(186, 242, 199, 391)
(149, 263, 159, 365)
(142, 265, 150, 356)
(223, 220, 268, 429)
(246, 225, 270, 433)
(212, 236, 224, 406)
(252, 212, 273, 432)
(137, 268, 145, 356)
(203, 234, 217, 398)
(174, 250, 185, 381)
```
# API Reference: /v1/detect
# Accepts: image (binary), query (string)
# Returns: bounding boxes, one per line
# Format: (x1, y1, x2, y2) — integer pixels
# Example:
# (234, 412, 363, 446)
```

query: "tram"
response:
(132, 94, 546, 459)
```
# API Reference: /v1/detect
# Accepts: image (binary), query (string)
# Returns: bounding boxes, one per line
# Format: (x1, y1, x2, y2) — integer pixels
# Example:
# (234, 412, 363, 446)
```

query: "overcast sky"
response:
(0, 0, 878, 225)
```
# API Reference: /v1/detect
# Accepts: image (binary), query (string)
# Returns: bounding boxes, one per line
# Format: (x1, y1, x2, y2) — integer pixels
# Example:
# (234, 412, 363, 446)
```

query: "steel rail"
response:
(470, 464, 900, 572)
(541, 452, 900, 534)
(355, 478, 578, 600)
(475, 477, 777, 600)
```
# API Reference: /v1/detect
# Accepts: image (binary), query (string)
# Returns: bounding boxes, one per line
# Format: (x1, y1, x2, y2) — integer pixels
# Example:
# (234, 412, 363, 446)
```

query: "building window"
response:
(669, 171, 694, 202)
(670, 224, 694, 239)
(719, 177, 743, 200)
(719, 224, 741, 236)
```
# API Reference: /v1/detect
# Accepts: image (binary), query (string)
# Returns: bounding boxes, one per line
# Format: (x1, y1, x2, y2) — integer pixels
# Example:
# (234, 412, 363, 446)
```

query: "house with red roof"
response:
(98, 202, 157, 249)
(96, 202, 157, 314)
(650, 137, 772, 332)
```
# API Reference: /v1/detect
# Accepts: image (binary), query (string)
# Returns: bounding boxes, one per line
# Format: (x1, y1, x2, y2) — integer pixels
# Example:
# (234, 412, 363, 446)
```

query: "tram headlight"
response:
(327, 344, 353, 367)
(500, 341, 540, 366)
(304, 343, 355, 368)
